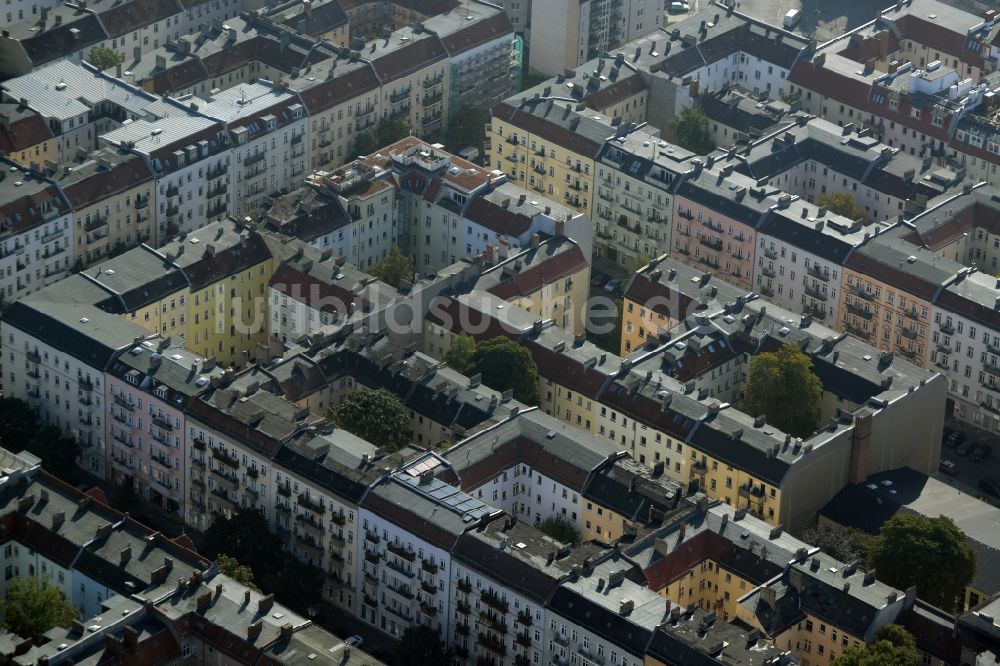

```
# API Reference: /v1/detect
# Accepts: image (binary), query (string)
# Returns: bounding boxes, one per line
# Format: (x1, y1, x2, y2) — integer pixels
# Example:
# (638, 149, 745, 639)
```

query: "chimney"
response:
(196, 591, 212, 612)
(760, 586, 776, 609)
(247, 621, 263, 641)
(280, 623, 293, 640)
(123, 626, 139, 649)
(52, 511, 65, 529)
(258, 593, 275, 612)
(120, 544, 132, 566)
(531, 233, 540, 249)
(244, 589, 251, 605)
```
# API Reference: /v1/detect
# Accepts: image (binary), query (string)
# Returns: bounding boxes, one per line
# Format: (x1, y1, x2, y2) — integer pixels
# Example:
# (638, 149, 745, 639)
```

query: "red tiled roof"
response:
(787, 59, 872, 111)
(488, 244, 589, 300)
(0, 183, 67, 235)
(0, 113, 53, 153)
(439, 12, 513, 56)
(269, 262, 371, 314)
(61, 158, 154, 210)
(464, 197, 533, 237)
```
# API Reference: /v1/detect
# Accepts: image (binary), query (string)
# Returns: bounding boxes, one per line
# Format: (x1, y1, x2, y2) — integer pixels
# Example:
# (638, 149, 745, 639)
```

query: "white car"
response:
(669, 1, 690, 13)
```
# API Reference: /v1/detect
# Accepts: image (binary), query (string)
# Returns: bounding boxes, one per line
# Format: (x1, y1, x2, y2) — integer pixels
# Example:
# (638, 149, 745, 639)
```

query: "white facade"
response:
(467, 462, 582, 527)
(669, 51, 793, 115)
(4, 325, 108, 477)
(0, 192, 73, 303)
(753, 232, 846, 325)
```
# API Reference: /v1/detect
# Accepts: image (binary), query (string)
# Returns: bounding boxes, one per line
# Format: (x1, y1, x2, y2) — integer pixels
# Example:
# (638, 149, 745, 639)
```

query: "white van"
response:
(783, 9, 801, 29)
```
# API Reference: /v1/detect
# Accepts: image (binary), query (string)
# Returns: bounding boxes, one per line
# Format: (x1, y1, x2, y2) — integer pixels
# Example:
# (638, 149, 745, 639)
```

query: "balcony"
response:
(419, 602, 437, 617)
(699, 236, 723, 251)
(423, 75, 444, 89)
(115, 395, 135, 412)
(516, 611, 532, 627)
(457, 580, 472, 594)
(206, 165, 228, 180)
(846, 302, 872, 320)
(389, 88, 412, 104)
(480, 590, 508, 613)
(760, 266, 776, 278)
(26, 351, 41, 364)
(457, 601, 471, 615)
(207, 184, 227, 199)
(363, 594, 379, 608)
(763, 248, 778, 260)
(803, 284, 827, 301)
(421, 92, 443, 107)
(939, 321, 956, 335)
(477, 633, 506, 657)
(152, 416, 173, 432)
(386, 558, 415, 578)
(421, 559, 438, 575)
(902, 308, 918, 320)
(849, 285, 873, 301)
(479, 611, 507, 634)
(386, 583, 414, 601)
(296, 513, 324, 536)
(207, 203, 227, 218)
(211, 447, 239, 468)
(806, 265, 830, 282)
(515, 631, 531, 648)
(165, 185, 180, 198)
(900, 327, 917, 340)
(295, 534, 324, 554)
(134, 194, 149, 209)
(165, 205, 180, 218)
(277, 484, 291, 497)
(456, 623, 471, 636)
(365, 531, 381, 545)
(244, 152, 266, 166)
(150, 453, 172, 470)
(290, 132, 304, 145)
(298, 493, 325, 514)
(388, 104, 411, 120)
(192, 439, 206, 451)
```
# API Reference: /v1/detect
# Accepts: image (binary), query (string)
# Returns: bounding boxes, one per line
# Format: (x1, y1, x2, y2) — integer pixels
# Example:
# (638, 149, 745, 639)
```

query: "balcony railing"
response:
(298, 493, 325, 514)
(389, 87, 412, 103)
(480, 590, 508, 613)
(244, 152, 266, 166)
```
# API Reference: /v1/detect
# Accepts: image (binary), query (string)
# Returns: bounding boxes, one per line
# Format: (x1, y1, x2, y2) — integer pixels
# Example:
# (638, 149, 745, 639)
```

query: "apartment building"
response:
(358, 454, 500, 639)
(268, 244, 394, 344)
(619, 258, 746, 355)
(421, 276, 946, 531)
(368, 27, 449, 140)
(1, 60, 160, 165)
(527, 0, 663, 76)
(428, 6, 518, 120)
(101, 115, 232, 237)
(297, 57, 381, 172)
(2, 280, 155, 477)
(0, 449, 386, 666)
(592, 129, 692, 269)
(105, 338, 222, 520)
(0, 103, 56, 169)
(487, 96, 613, 217)
(199, 81, 308, 219)
(701, 87, 795, 149)
(0, 162, 73, 302)
(52, 149, 155, 268)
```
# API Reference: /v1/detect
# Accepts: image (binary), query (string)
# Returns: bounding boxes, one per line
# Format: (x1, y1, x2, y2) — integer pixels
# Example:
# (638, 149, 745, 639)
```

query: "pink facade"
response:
(105, 344, 202, 518)
(671, 196, 757, 292)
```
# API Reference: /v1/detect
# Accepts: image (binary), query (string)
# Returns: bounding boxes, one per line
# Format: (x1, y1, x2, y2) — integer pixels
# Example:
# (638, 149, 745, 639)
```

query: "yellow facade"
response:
(126, 289, 192, 340)
(185, 260, 275, 366)
(620, 296, 673, 355)
(486, 116, 596, 216)
(505, 265, 591, 334)
(838, 268, 931, 366)
(73, 184, 155, 268)
(655, 558, 756, 623)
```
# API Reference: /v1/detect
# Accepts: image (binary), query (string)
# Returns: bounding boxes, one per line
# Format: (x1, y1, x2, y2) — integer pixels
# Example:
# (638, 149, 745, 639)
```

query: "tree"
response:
(873, 625, 917, 651)
(871, 513, 975, 612)
(445, 105, 489, 154)
(665, 106, 716, 155)
(816, 193, 868, 222)
(396, 625, 450, 666)
(471, 336, 540, 405)
(743, 344, 822, 438)
(376, 119, 411, 146)
(831, 628, 920, 666)
(352, 129, 378, 158)
(0, 577, 76, 643)
(0, 399, 80, 476)
(272, 561, 324, 615)
(87, 46, 124, 72)
(25, 426, 81, 477)
(444, 333, 476, 373)
(217, 554, 259, 592)
(202, 509, 283, 575)
(797, 522, 875, 567)
(329, 388, 411, 451)
(539, 517, 580, 545)
(369, 245, 414, 289)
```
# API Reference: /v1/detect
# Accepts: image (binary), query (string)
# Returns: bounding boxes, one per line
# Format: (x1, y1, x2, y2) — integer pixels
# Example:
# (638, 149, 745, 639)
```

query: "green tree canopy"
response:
(217, 554, 259, 592)
(377, 119, 411, 146)
(831, 626, 920, 666)
(445, 105, 489, 154)
(743, 344, 822, 438)
(871, 513, 975, 612)
(666, 106, 716, 155)
(0, 398, 80, 476)
(202, 509, 282, 574)
(352, 129, 378, 158)
(539, 517, 580, 545)
(0, 577, 77, 644)
(472, 336, 540, 405)
(369, 245, 414, 289)
(816, 193, 868, 222)
(797, 522, 875, 568)
(444, 333, 476, 373)
(330, 388, 411, 451)
(88, 46, 124, 71)
(396, 625, 450, 666)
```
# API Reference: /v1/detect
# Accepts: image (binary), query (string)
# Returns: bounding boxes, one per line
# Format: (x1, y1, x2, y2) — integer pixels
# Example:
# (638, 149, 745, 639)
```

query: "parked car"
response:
(668, 1, 690, 13)
(970, 443, 993, 462)
(783, 8, 802, 28)
(938, 459, 957, 475)
(944, 430, 966, 448)
(604, 279, 621, 293)
(979, 477, 1000, 498)
(345, 635, 364, 647)
(956, 439, 975, 457)
(591, 272, 607, 288)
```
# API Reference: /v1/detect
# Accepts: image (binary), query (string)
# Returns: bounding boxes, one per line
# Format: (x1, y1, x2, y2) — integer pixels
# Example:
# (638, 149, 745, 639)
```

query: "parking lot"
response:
(937, 422, 1000, 507)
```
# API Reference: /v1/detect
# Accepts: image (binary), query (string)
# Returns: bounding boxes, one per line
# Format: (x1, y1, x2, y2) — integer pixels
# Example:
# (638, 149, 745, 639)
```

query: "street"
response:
(938, 419, 1000, 508)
